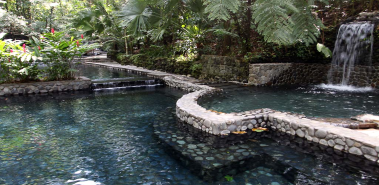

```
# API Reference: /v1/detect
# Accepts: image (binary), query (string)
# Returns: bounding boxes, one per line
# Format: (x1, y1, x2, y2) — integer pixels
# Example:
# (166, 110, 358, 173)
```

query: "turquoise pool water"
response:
(199, 85, 379, 118)
(1, 67, 378, 184)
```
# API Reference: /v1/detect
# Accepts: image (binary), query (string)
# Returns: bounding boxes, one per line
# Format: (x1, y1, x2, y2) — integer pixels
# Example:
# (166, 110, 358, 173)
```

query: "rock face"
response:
(0, 77, 91, 96)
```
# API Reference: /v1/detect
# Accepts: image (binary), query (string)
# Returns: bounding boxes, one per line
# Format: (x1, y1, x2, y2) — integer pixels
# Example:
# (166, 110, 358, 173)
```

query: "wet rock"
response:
(346, 139, 355, 147)
(361, 146, 377, 156)
(195, 157, 203, 161)
(242, 152, 250, 156)
(212, 163, 222, 167)
(334, 145, 344, 151)
(364, 154, 378, 162)
(188, 144, 197, 149)
(315, 130, 327, 138)
(308, 127, 315, 136)
(227, 125, 237, 131)
(221, 130, 230, 135)
(203, 120, 211, 127)
(349, 147, 363, 155)
(227, 155, 234, 160)
(335, 138, 345, 146)
(296, 129, 305, 137)
(328, 140, 335, 147)
(319, 139, 328, 146)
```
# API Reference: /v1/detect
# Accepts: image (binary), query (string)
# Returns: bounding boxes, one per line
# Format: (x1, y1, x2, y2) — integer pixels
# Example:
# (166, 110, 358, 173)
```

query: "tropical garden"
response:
(0, 0, 378, 83)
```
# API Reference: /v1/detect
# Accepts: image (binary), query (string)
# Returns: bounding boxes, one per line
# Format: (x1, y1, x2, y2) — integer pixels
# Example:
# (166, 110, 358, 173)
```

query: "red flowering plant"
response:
(0, 33, 41, 83)
(30, 29, 99, 80)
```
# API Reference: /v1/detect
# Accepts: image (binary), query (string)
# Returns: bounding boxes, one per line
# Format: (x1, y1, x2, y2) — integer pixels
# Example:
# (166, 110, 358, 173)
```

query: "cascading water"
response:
(327, 22, 375, 86)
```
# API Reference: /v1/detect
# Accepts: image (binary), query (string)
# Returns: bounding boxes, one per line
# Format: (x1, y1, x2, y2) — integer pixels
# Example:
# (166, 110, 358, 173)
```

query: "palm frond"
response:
(116, 0, 152, 36)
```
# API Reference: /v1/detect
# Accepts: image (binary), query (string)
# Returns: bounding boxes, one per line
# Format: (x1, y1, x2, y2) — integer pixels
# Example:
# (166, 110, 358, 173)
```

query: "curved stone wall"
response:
(75, 62, 379, 165)
(0, 77, 91, 96)
(174, 77, 379, 163)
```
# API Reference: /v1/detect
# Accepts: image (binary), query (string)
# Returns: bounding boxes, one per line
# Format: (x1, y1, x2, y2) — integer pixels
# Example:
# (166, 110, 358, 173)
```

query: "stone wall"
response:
(0, 77, 91, 96)
(199, 55, 248, 82)
(249, 63, 379, 87)
(176, 90, 379, 163)
(329, 65, 379, 87)
(249, 63, 329, 86)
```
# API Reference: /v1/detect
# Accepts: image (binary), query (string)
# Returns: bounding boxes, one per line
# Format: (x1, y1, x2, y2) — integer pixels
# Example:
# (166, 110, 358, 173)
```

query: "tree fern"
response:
(203, 0, 241, 21)
(252, 0, 298, 45)
(291, 1, 324, 46)
(252, 0, 326, 46)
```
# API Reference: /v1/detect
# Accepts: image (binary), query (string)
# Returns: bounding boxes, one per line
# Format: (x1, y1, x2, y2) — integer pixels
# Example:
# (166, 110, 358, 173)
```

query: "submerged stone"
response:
(188, 144, 197, 149)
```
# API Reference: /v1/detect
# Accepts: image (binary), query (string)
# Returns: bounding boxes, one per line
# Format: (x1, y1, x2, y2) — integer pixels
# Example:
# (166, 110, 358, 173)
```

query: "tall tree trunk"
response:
(50, 7, 54, 29)
(243, 0, 252, 53)
(124, 28, 129, 55)
(5, 0, 9, 11)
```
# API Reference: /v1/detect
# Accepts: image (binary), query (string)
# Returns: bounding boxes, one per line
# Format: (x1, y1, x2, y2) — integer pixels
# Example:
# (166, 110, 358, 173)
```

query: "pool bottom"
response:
(154, 108, 379, 184)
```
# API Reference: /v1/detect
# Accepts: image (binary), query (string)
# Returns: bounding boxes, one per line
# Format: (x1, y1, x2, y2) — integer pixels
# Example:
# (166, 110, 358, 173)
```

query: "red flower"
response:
(76, 40, 80, 47)
(38, 46, 41, 50)
(51, 28, 55, 34)
(81, 34, 84, 39)
(23, 44, 26, 53)
(10, 49, 13, 53)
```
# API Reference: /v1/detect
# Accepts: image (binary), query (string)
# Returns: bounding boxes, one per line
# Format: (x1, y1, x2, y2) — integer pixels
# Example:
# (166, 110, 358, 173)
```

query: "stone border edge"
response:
(0, 77, 91, 96)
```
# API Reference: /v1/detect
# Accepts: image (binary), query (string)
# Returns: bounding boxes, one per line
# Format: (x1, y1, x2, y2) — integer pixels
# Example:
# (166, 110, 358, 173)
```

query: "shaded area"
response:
(154, 108, 379, 184)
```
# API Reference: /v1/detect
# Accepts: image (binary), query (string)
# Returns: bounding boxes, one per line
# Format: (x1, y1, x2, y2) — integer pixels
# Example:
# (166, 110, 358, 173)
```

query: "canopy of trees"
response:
(0, 0, 378, 72)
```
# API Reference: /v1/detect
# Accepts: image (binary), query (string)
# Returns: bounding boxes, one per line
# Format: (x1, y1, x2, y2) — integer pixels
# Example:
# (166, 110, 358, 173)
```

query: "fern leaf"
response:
(204, 0, 241, 21)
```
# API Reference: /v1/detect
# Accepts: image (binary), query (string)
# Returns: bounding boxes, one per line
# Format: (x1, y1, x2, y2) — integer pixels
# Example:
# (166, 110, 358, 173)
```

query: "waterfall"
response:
(91, 79, 164, 91)
(327, 22, 374, 85)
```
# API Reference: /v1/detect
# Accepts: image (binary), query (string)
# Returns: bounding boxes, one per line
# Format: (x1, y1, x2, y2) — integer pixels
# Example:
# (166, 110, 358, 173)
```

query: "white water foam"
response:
(316, 84, 374, 92)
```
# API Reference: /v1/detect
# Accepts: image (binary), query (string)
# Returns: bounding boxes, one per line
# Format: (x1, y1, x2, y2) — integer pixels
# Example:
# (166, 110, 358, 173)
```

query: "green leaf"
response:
(204, 0, 241, 21)
(316, 43, 332, 58)
(224, 175, 233, 182)
(21, 54, 27, 62)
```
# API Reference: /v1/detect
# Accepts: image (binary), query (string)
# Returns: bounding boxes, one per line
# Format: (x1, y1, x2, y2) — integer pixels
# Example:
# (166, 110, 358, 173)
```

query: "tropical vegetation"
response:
(0, 0, 378, 82)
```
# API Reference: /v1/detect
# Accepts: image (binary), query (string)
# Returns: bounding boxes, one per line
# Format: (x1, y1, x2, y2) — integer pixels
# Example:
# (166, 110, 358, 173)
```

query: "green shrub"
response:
(30, 31, 99, 80)
(0, 33, 41, 83)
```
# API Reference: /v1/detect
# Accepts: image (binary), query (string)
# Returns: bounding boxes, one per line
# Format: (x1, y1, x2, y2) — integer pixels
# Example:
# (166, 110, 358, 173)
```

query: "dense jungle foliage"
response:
(0, 0, 378, 81)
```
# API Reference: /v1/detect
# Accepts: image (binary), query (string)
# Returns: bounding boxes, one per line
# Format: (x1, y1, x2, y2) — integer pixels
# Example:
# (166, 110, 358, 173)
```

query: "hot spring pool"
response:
(1, 66, 378, 184)
(198, 84, 379, 118)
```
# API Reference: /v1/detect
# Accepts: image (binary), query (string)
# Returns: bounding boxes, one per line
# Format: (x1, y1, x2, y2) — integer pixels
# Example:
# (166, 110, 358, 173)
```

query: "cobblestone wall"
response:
(199, 55, 248, 82)
(0, 77, 91, 96)
(248, 63, 379, 88)
(248, 63, 329, 86)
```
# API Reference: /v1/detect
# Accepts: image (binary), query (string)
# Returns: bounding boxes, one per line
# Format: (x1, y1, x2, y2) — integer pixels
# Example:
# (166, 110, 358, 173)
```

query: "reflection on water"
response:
(0, 88, 207, 185)
(76, 64, 141, 80)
